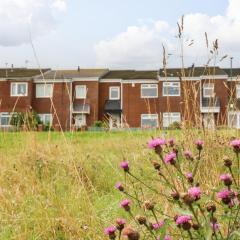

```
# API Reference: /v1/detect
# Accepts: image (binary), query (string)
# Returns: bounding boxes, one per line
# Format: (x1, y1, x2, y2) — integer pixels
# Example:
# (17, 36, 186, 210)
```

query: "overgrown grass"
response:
(0, 129, 239, 239)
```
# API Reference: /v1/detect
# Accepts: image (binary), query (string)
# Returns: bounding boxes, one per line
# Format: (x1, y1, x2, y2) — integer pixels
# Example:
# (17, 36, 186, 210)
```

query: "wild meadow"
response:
(0, 128, 239, 240)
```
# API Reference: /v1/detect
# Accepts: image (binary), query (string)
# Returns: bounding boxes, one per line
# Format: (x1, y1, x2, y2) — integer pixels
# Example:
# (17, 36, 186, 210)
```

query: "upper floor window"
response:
(75, 85, 86, 99)
(38, 114, 53, 125)
(236, 85, 240, 99)
(203, 83, 214, 98)
(141, 114, 158, 128)
(36, 84, 53, 98)
(141, 84, 158, 98)
(11, 82, 28, 97)
(109, 86, 120, 100)
(163, 82, 180, 96)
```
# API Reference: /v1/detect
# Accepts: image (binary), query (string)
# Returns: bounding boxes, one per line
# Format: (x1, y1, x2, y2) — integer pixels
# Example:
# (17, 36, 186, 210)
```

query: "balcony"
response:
(104, 100, 122, 113)
(201, 97, 220, 113)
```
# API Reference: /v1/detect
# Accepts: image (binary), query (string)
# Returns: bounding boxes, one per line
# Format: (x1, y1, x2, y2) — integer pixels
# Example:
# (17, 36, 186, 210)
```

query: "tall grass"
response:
(0, 129, 239, 239)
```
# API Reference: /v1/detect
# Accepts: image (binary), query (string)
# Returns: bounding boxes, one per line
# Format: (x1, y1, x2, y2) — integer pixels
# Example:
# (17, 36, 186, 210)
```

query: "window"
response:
(36, 84, 53, 98)
(228, 112, 240, 128)
(11, 82, 28, 96)
(203, 83, 214, 98)
(163, 112, 181, 128)
(141, 84, 158, 98)
(141, 114, 158, 128)
(109, 87, 120, 100)
(163, 82, 180, 96)
(75, 85, 86, 99)
(0, 113, 12, 126)
(75, 114, 86, 127)
(236, 85, 240, 99)
(39, 114, 52, 125)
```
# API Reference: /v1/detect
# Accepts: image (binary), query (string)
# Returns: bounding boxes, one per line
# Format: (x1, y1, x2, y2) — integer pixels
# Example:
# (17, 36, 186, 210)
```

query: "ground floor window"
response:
(109, 113, 121, 129)
(202, 113, 215, 129)
(141, 114, 158, 128)
(228, 112, 240, 128)
(0, 113, 12, 126)
(39, 114, 53, 125)
(162, 112, 181, 128)
(75, 114, 86, 127)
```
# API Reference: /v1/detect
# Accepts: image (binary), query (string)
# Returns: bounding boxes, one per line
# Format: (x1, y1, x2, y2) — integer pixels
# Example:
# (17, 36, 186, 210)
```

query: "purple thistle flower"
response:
(217, 189, 231, 199)
(120, 199, 131, 211)
(151, 220, 165, 230)
(104, 226, 117, 236)
(220, 174, 232, 181)
(148, 138, 166, 154)
(186, 172, 193, 183)
(217, 189, 233, 204)
(188, 187, 201, 200)
(116, 218, 126, 231)
(220, 174, 232, 186)
(120, 161, 129, 172)
(184, 150, 193, 159)
(230, 139, 240, 153)
(210, 222, 219, 232)
(168, 138, 175, 147)
(195, 140, 204, 150)
(115, 182, 124, 191)
(164, 152, 176, 165)
(164, 236, 172, 240)
(175, 215, 192, 225)
(116, 218, 126, 226)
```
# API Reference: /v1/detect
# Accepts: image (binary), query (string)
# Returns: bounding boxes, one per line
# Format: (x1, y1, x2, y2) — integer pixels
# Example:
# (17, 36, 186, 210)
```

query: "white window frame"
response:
(36, 84, 53, 98)
(228, 112, 240, 129)
(38, 114, 53, 125)
(109, 86, 120, 100)
(141, 114, 159, 128)
(141, 84, 158, 98)
(0, 112, 13, 127)
(236, 85, 240, 99)
(11, 82, 28, 97)
(203, 83, 214, 98)
(75, 85, 87, 99)
(163, 112, 181, 128)
(75, 114, 86, 127)
(162, 82, 180, 96)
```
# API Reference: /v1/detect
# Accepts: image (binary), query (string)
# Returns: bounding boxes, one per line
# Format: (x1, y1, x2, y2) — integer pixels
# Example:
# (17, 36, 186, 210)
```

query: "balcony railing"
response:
(201, 97, 220, 113)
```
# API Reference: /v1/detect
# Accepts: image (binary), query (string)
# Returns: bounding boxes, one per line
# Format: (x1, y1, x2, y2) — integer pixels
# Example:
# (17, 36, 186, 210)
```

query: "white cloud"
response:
(95, 0, 240, 69)
(0, 0, 66, 46)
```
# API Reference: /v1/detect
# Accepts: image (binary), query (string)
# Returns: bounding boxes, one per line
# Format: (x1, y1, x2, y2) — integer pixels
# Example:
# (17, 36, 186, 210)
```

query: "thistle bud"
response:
(135, 215, 147, 225)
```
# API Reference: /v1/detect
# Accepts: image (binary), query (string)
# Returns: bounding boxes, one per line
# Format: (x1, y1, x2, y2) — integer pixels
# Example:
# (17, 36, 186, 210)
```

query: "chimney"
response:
(11, 64, 14, 72)
(77, 66, 80, 72)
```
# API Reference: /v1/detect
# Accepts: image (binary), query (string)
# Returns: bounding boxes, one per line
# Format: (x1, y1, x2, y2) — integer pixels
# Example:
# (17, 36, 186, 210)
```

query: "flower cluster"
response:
(104, 136, 240, 239)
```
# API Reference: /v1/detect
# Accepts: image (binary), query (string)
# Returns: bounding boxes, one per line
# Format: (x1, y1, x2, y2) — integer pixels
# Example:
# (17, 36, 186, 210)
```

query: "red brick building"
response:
(0, 66, 239, 130)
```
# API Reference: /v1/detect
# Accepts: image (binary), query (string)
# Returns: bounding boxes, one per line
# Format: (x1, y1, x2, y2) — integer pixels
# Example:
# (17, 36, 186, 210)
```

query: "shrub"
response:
(104, 137, 240, 239)
(11, 110, 41, 130)
(93, 121, 104, 128)
(168, 121, 181, 130)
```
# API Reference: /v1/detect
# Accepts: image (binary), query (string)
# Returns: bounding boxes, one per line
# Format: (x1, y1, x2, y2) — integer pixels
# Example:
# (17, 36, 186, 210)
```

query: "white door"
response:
(109, 114, 121, 129)
(203, 113, 215, 129)
(75, 114, 86, 128)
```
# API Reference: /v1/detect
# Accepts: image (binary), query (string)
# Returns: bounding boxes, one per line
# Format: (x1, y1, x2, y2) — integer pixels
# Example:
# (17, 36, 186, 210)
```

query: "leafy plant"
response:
(11, 110, 41, 131)
(104, 137, 240, 239)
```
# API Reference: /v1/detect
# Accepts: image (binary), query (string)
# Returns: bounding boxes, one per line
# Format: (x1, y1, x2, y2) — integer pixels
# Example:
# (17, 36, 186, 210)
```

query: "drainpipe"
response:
(200, 77, 202, 127)
(121, 80, 123, 127)
(69, 79, 73, 131)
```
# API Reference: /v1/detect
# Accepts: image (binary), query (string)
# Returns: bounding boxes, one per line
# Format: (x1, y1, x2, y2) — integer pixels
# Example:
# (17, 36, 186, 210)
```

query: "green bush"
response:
(168, 121, 181, 130)
(93, 121, 103, 128)
(11, 110, 41, 131)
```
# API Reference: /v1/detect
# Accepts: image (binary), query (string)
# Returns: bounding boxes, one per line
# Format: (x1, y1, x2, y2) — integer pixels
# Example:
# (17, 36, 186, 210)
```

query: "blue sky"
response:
(0, 0, 237, 69)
